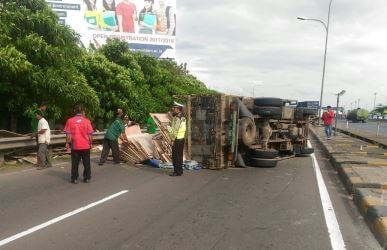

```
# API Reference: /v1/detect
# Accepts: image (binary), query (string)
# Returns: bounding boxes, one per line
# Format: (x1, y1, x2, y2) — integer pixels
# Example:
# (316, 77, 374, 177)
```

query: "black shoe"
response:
(83, 178, 90, 183)
(169, 172, 179, 177)
(98, 162, 103, 166)
(71, 179, 78, 184)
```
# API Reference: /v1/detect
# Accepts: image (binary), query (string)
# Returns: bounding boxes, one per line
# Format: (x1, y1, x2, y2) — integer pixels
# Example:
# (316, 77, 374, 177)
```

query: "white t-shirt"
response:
(38, 118, 51, 144)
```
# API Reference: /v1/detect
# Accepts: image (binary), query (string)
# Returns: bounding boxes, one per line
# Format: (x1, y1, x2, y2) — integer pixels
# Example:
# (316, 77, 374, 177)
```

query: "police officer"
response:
(168, 102, 186, 176)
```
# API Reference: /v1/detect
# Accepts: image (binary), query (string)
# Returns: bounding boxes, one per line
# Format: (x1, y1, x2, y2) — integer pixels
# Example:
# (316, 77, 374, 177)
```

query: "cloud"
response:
(176, 0, 387, 110)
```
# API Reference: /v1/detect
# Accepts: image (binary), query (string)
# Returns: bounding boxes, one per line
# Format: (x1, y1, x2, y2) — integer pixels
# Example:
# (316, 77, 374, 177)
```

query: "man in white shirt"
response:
(35, 110, 52, 170)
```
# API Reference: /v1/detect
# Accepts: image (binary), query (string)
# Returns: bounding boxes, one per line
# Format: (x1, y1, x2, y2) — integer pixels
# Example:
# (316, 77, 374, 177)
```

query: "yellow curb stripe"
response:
(368, 162, 387, 167)
(361, 197, 384, 214)
(373, 217, 387, 242)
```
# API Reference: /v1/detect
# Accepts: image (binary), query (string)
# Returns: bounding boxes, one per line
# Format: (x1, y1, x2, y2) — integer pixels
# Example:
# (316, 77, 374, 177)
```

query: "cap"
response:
(173, 101, 184, 108)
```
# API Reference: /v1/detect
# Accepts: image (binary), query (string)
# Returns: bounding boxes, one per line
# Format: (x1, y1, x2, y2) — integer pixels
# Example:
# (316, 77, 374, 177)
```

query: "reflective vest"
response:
(176, 117, 186, 139)
(169, 116, 186, 140)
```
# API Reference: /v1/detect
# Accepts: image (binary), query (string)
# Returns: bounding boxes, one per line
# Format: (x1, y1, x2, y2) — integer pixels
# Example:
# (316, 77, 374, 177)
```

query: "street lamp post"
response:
(358, 98, 360, 108)
(297, 0, 333, 125)
(334, 90, 346, 136)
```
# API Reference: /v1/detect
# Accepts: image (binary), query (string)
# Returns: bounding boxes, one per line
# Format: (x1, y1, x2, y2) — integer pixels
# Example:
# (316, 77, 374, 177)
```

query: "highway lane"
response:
(337, 119, 387, 136)
(0, 140, 381, 250)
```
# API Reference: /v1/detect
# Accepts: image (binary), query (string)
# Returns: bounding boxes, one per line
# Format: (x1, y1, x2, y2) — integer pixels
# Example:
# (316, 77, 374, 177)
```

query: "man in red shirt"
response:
(322, 105, 335, 139)
(116, 0, 137, 33)
(64, 105, 94, 184)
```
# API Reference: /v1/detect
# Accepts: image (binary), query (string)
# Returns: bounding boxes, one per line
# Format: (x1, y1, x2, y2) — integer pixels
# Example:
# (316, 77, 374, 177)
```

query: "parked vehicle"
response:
(185, 95, 314, 169)
(347, 108, 369, 123)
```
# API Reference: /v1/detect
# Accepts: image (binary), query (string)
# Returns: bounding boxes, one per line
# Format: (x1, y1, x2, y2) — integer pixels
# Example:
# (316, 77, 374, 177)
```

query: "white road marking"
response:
(308, 140, 346, 250)
(0, 190, 129, 247)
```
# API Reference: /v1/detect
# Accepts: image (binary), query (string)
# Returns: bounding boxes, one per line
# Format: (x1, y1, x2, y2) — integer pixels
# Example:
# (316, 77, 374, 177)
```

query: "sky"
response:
(175, 0, 387, 111)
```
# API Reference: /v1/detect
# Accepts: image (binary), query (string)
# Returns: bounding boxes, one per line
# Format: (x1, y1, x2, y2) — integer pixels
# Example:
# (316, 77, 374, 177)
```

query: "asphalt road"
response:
(0, 140, 381, 250)
(337, 119, 387, 136)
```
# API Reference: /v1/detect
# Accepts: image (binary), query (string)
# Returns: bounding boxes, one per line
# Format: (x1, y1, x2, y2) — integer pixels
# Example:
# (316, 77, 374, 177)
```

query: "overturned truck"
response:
(185, 95, 314, 169)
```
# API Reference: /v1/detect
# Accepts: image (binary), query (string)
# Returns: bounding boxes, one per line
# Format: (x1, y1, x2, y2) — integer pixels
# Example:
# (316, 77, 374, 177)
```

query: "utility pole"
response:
(358, 98, 360, 108)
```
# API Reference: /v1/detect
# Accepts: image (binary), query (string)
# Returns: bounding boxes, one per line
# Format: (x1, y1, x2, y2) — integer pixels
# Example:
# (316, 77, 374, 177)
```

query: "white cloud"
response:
(176, 0, 387, 110)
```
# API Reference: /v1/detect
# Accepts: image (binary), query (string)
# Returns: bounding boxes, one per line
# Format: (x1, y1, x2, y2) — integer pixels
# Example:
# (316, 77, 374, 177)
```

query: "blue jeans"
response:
(324, 124, 332, 137)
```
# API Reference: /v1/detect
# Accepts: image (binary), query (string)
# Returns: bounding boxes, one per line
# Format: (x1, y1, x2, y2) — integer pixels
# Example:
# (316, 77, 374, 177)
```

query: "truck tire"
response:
(254, 98, 283, 107)
(252, 106, 282, 120)
(300, 147, 314, 155)
(294, 144, 314, 156)
(237, 99, 254, 119)
(249, 149, 279, 159)
(239, 117, 256, 147)
(249, 158, 278, 168)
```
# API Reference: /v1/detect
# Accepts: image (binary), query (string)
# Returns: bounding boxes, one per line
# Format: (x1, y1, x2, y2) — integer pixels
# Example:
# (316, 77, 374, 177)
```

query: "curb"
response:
(354, 188, 387, 248)
(310, 126, 387, 247)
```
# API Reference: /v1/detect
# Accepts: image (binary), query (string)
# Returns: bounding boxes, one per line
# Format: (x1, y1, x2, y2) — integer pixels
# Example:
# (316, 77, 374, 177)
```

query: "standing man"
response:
(64, 105, 94, 184)
(30, 103, 47, 165)
(322, 106, 335, 139)
(35, 110, 51, 170)
(116, 0, 137, 33)
(168, 102, 186, 177)
(98, 109, 126, 166)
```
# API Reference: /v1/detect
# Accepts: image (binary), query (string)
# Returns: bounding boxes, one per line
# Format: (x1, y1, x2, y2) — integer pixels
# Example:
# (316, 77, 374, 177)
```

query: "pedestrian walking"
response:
(35, 110, 52, 170)
(30, 103, 47, 165)
(98, 109, 126, 165)
(168, 102, 186, 177)
(322, 106, 335, 139)
(64, 105, 94, 184)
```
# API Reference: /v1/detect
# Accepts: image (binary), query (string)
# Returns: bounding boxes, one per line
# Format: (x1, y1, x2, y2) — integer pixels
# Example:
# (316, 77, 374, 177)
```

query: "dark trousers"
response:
(172, 139, 185, 175)
(71, 150, 91, 180)
(99, 138, 120, 164)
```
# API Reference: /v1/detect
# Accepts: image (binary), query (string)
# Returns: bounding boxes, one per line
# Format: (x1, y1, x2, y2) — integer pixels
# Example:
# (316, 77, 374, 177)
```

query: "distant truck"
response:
(347, 108, 369, 123)
(184, 95, 315, 169)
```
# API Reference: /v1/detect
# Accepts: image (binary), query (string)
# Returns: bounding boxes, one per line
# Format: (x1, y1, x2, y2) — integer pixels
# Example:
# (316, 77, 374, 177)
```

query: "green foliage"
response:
(0, 0, 214, 130)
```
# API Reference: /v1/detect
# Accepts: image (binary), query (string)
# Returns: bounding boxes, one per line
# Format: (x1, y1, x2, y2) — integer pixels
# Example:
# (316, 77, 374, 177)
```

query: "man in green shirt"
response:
(98, 109, 127, 165)
(146, 116, 157, 134)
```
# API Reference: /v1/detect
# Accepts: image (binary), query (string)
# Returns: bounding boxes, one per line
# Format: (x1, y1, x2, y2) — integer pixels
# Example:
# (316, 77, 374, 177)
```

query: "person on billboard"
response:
(138, 0, 157, 34)
(84, 0, 100, 30)
(99, 0, 118, 31)
(156, 0, 175, 36)
(116, 0, 137, 33)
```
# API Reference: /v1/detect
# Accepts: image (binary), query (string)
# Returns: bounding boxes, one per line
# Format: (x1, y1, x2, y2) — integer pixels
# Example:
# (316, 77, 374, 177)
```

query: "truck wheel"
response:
(254, 98, 283, 107)
(301, 147, 314, 155)
(239, 117, 256, 147)
(249, 158, 278, 168)
(294, 145, 314, 156)
(249, 149, 278, 159)
(252, 106, 282, 120)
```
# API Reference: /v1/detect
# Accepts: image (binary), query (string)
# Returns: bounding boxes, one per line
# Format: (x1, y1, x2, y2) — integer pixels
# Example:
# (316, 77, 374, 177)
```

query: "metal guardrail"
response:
(0, 132, 106, 151)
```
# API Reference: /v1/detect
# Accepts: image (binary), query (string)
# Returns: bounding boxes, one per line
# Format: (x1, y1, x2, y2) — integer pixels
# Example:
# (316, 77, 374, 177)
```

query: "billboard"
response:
(45, 0, 176, 58)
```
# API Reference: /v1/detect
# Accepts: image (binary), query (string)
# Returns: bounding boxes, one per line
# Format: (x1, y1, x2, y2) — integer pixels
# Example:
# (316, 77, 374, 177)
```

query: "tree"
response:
(0, 0, 99, 122)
